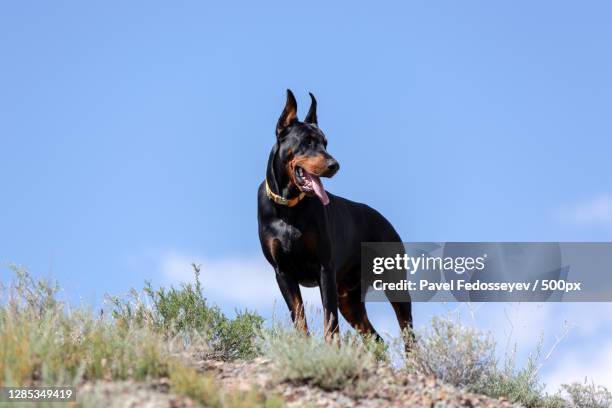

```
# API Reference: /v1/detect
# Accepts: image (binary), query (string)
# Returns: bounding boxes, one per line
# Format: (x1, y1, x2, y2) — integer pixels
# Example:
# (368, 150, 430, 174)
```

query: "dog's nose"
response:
(326, 159, 339, 173)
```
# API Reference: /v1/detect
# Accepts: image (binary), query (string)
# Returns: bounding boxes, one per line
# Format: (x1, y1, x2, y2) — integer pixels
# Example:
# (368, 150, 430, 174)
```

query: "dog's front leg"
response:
(319, 263, 339, 340)
(275, 270, 308, 334)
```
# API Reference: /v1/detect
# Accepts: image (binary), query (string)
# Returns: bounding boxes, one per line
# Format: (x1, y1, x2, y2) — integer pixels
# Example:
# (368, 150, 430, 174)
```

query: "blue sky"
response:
(2, 1, 612, 392)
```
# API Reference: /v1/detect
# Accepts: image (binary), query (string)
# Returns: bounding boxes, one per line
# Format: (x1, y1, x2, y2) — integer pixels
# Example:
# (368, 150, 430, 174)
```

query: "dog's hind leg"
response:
(338, 283, 382, 342)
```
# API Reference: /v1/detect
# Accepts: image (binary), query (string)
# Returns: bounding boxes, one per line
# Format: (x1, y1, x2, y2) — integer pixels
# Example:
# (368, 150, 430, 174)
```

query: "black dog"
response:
(257, 90, 412, 342)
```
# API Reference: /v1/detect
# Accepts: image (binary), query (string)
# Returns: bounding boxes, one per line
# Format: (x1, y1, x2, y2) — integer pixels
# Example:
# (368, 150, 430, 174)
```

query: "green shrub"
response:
(259, 325, 378, 391)
(107, 264, 264, 360)
(212, 310, 266, 360)
(470, 342, 547, 407)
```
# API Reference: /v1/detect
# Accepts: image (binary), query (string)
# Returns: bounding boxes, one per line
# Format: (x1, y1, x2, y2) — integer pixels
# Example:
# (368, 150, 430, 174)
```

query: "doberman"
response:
(257, 90, 412, 343)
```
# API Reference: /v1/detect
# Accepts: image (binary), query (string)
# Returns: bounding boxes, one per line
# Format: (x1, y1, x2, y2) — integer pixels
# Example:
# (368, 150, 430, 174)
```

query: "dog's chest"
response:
(271, 218, 300, 242)
(271, 218, 319, 254)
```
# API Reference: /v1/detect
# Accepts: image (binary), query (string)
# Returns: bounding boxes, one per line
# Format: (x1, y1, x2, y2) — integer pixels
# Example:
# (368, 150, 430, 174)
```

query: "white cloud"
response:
(560, 194, 612, 228)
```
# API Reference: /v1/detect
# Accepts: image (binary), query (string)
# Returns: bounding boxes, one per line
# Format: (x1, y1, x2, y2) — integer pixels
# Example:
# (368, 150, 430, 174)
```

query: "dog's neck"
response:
(266, 144, 302, 200)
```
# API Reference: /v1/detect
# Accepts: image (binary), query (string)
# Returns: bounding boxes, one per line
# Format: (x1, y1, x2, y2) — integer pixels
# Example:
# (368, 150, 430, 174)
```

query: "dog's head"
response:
(274, 89, 339, 205)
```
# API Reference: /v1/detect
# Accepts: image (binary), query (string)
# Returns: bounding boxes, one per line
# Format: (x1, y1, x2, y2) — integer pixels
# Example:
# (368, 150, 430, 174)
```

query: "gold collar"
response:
(265, 179, 305, 207)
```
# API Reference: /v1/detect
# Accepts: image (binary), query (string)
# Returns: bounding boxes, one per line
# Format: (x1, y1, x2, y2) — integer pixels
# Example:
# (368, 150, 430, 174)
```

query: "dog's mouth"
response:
(294, 166, 330, 206)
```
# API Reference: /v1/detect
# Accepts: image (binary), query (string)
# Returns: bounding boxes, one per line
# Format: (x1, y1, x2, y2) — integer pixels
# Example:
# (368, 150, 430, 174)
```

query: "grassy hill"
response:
(1, 265, 610, 408)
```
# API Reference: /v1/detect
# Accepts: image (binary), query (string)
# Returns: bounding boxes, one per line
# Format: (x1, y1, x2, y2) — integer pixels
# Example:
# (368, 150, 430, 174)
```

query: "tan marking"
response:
(292, 293, 308, 334)
(267, 238, 281, 262)
(283, 109, 297, 128)
(323, 312, 339, 341)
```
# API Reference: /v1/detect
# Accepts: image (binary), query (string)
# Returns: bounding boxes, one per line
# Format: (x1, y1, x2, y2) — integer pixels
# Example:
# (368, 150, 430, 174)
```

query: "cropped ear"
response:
(276, 89, 298, 137)
(304, 92, 317, 125)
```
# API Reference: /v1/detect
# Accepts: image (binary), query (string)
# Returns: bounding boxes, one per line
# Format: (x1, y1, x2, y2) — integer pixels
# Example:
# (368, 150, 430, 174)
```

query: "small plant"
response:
(470, 341, 547, 407)
(404, 315, 496, 388)
(562, 380, 612, 408)
(107, 264, 264, 360)
(212, 310, 266, 360)
(259, 325, 378, 391)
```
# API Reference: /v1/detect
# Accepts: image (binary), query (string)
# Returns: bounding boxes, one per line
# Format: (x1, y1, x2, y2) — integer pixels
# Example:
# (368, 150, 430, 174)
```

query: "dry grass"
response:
(0, 265, 279, 407)
(401, 314, 612, 408)
(170, 362, 282, 408)
(402, 315, 552, 407)
(258, 325, 380, 391)
(561, 381, 612, 408)
(1, 266, 188, 385)
(403, 315, 497, 388)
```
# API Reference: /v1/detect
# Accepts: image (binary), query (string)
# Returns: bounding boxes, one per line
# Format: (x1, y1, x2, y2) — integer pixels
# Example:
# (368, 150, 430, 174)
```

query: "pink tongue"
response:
(310, 174, 330, 205)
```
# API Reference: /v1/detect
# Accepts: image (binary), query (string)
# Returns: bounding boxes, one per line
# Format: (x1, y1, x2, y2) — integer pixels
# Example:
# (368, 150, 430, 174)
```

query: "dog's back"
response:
(325, 192, 402, 272)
